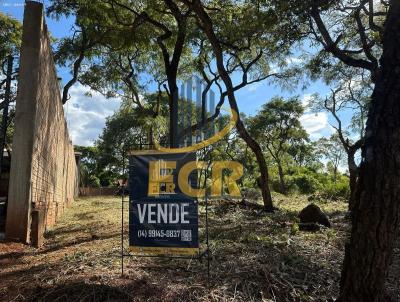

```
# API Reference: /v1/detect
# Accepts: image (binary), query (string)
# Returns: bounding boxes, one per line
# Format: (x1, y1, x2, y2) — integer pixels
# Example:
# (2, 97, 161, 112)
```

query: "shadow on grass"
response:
(3, 266, 166, 302)
(28, 281, 133, 302)
(73, 211, 97, 221)
(39, 232, 120, 255)
(0, 250, 25, 261)
(0, 232, 119, 271)
(45, 226, 91, 238)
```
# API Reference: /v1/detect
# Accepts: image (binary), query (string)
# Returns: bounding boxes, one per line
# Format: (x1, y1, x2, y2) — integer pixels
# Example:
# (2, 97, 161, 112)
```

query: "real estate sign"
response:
(128, 151, 199, 256)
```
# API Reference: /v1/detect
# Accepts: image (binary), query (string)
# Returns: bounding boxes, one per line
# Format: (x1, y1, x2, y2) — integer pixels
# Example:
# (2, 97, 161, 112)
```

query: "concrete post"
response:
(5, 1, 44, 242)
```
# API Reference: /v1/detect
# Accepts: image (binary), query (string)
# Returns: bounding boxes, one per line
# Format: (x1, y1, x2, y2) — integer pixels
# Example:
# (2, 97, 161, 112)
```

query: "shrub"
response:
(87, 175, 101, 187)
(241, 187, 262, 200)
(288, 173, 322, 194)
(319, 177, 350, 200)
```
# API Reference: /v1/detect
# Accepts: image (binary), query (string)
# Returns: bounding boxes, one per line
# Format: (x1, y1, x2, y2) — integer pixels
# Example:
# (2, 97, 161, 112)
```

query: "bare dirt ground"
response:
(0, 196, 398, 302)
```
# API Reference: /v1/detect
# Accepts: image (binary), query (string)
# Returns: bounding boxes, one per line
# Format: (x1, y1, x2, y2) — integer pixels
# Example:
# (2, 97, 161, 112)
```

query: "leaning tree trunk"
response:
(184, 0, 274, 212)
(236, 120, 274, 211)
(188, 0, 274, 211)
(338, 1, 400, 301)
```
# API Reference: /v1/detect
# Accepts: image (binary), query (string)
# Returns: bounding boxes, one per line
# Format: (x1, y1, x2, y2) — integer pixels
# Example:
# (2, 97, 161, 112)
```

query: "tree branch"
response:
(311, 4, 376, 75)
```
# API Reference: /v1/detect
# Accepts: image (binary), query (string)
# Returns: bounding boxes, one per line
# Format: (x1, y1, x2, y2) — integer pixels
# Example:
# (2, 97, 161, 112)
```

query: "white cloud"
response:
(301, 93, 313, 112)
(64, 84, 121, 146)
(285, 57, 303, 65)
(300, 111, 333, 140)
(299, 93, 333, 140)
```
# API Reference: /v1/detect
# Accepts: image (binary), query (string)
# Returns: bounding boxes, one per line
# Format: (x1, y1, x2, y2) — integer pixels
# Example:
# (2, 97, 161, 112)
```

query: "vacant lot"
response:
(0, 196, 398, 301)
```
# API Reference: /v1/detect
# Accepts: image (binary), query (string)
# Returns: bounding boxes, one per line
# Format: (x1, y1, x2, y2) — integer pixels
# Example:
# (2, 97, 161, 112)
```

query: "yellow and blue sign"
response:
(128, 105, 245, 256)
(129, 151, 199, 256)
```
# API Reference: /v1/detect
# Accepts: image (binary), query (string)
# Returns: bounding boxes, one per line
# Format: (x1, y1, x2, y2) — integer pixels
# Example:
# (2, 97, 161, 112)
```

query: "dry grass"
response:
(0, 195, 397, 301)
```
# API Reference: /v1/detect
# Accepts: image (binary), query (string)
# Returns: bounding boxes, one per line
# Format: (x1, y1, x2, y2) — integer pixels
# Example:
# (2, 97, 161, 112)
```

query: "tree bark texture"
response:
(338, 1, 400, 300)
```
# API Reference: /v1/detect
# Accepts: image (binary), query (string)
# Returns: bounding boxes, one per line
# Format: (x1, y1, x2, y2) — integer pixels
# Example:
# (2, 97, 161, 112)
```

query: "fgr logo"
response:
(148, 159, 243, 198)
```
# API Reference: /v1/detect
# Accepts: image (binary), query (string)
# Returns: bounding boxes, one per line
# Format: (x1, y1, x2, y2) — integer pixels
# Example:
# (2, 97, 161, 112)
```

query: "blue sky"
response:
(1, 0, 335, 146)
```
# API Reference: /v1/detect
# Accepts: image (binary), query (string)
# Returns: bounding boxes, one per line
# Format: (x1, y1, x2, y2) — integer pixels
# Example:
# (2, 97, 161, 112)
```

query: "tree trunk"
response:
(236, 121, 274, 211)
(338, 1, 400, 301)
(0, 56, 13, 177)
(188, 0, 274, 211)
(347, 150, 358, 212)
(168, 82, 179, 148)
(333, 165, 338, 183)
(277, 161, 286, 194)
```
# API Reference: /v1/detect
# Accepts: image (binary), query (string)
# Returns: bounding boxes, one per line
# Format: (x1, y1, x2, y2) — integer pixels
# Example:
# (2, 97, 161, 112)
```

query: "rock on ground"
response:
(299, 203, 331, 229)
